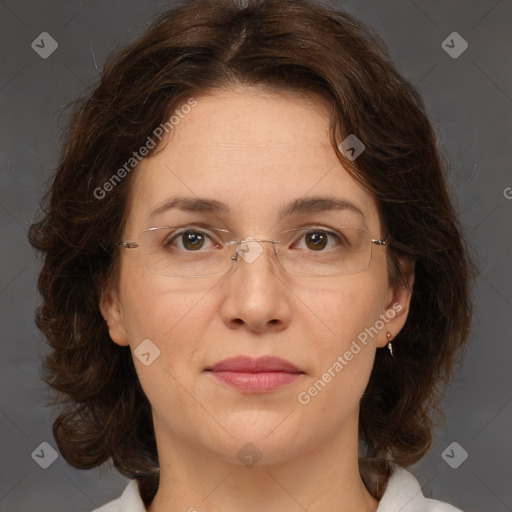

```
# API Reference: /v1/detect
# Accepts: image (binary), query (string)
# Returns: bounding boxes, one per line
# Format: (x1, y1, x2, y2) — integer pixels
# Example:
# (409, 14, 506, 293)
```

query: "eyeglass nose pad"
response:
(232, 237, 265, 264)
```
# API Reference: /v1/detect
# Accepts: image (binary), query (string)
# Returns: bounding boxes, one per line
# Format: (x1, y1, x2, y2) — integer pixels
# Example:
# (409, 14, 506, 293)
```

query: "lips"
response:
(208, 355, 302, 373)
(206, 356, 304, 393)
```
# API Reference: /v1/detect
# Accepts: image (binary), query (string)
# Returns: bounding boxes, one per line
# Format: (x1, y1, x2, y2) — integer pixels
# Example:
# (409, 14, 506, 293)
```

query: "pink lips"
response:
(206, 356, 303, 393)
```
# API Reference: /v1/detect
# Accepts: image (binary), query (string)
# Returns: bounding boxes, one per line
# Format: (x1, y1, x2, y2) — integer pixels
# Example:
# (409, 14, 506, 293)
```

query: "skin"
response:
(101, 87, 414, 512)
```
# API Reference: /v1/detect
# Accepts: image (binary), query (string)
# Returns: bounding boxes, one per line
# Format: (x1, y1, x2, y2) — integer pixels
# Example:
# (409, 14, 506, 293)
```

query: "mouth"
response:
(205, 355, 304, 394)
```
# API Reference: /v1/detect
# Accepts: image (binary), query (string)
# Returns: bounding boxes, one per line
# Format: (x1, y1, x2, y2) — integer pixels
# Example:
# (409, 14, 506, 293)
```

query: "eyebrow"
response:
(149, 195, 367, 225)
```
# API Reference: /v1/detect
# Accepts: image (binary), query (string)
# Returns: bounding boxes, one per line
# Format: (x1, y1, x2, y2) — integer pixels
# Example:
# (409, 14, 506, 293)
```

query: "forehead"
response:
(125, 88, 381, 234)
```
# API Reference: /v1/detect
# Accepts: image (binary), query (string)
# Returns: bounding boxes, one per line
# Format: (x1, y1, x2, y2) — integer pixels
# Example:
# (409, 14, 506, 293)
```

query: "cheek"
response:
(118, 265, 217, 377)
(119, 259, 206, 336)
(292, 270, 388, 402)
(294, 267, 389, 348)
(118, 272, 213, 412)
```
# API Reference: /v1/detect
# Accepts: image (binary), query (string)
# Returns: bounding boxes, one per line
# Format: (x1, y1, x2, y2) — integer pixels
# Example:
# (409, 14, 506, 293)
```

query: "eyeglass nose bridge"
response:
(226, 237, 281, 266)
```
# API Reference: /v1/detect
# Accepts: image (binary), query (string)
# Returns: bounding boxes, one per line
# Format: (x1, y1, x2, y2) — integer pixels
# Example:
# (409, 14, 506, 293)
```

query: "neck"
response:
(146, 416, 379, 512)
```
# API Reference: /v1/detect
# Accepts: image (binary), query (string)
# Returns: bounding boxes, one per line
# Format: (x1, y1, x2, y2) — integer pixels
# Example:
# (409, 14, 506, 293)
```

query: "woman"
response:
(29, 0, 476, 510)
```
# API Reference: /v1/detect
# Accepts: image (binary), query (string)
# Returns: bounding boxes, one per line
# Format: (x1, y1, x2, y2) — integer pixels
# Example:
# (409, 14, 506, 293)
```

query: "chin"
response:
(199, 416, 307, 465)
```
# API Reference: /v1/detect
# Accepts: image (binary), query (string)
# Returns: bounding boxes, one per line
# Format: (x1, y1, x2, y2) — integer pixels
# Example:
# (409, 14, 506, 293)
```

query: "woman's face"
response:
(102, 87, 412, 465)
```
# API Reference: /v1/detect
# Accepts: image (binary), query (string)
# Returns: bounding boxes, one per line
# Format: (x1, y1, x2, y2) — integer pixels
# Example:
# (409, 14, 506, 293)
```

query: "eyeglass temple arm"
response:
(118, 241, 139, 249)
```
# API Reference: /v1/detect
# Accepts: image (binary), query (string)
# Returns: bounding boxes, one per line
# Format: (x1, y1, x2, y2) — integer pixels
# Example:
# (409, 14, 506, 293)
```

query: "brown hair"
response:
(29, 0, 477, 503)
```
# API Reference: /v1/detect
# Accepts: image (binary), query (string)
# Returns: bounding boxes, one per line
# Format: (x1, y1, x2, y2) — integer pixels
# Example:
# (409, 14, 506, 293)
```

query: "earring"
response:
(386, 332, 394, 356)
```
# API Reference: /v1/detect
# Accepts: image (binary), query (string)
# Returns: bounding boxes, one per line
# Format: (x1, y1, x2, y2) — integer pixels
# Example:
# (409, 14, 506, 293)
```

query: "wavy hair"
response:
(28, 0, 477, 504)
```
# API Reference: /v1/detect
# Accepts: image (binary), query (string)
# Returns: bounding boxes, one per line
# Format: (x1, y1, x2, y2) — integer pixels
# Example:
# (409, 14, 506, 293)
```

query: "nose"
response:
(219, 238, 293, 334)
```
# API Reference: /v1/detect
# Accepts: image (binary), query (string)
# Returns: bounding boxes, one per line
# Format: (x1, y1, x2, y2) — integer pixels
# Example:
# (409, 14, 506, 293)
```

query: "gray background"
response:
(0, 0, 511, 510)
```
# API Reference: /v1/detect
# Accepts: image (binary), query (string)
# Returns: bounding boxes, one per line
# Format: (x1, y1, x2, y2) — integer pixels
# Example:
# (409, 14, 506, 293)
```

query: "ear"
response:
(376, 258, 415, 348)
(99, 285, 130, 347)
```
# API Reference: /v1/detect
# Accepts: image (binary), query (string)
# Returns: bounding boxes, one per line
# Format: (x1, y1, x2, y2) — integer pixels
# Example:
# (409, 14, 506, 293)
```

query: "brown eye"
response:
(162, 229, 212, 251)
(304, 231, 328, 251)
(180, 230, 207, 251)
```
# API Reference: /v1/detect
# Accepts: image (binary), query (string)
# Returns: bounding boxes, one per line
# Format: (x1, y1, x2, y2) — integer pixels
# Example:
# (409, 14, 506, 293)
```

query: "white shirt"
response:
(93, 465, 462, 511)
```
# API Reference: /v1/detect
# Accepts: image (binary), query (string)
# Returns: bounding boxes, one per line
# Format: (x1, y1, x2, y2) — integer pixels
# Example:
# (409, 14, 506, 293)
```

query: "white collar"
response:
(376, 465, 462, 511)
(94, 465, 462, 511)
